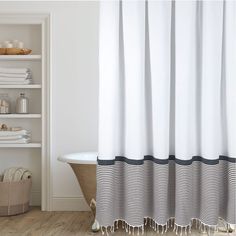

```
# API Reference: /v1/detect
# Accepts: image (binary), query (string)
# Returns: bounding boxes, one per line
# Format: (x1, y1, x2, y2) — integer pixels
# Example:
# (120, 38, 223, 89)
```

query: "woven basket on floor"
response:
(0, 176, 32, 216)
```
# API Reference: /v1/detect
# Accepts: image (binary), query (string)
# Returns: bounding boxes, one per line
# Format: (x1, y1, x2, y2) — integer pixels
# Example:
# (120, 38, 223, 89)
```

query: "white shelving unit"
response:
(0, 14, 50, 211)
(0, 55, 42, 61)
(0, 84, 41, 89)
(0, 114, 41, 118)
(0, 143, 42, 148)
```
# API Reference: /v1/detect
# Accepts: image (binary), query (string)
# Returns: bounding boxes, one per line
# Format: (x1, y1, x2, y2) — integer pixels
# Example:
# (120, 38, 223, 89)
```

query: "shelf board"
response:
(0, 143, 41, 148)
(0, 84, 41, 89)
(0, 55, 42, 61)
(0, 114, 41, 118)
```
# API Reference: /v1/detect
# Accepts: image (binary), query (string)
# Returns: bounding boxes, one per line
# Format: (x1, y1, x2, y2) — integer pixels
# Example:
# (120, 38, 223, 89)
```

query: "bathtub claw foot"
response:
(92, 219, 100, 232)
(90, 198, 96, 217)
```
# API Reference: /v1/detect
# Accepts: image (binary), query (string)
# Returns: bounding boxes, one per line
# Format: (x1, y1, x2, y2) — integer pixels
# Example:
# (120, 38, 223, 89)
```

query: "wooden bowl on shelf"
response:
(0, 48, 32, 55)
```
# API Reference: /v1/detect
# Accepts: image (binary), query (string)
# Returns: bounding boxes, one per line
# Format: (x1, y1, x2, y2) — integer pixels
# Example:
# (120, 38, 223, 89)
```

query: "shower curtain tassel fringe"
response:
(144, 218, 147, 226)
(99, 219, 236, 236)
(105, 227, 109, 236)
(176, 226, 179, 235)
(173, 224, 176, 232)
(161, 225, 164, 234)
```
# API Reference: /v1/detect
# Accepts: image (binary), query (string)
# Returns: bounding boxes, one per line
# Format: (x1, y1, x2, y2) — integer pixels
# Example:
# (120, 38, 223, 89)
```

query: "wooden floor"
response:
(0, 207, 233, 236)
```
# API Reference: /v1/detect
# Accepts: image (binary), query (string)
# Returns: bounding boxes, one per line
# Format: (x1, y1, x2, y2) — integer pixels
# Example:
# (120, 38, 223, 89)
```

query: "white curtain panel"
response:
(97, 0, 236, 234)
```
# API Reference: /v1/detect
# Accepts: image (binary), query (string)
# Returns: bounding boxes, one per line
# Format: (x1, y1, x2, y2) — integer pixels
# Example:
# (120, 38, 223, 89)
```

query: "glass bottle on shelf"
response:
(0, 93, 11, 114)
(16, 93, 29, 114)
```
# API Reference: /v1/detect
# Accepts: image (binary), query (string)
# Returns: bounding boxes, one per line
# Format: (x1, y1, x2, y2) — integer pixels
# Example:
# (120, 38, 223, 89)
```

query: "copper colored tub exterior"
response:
(70, 164, 96, 215)
(57, 152, 99, 231)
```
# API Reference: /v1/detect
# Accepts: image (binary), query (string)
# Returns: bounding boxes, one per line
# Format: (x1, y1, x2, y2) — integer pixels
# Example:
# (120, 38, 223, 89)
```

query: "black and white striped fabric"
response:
(97, 159, 236, 228)
(97, 0, 236, 233)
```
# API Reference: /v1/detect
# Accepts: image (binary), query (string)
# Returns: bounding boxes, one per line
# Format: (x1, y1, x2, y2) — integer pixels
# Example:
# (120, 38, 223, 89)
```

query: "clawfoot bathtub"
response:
(58, 152, 99, 232)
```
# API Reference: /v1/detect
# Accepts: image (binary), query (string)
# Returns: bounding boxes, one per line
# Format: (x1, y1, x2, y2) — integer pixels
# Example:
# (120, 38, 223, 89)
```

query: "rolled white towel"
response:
(3, 167, 18, 182)
(3, 167, 32, 182)
(21, 170, 32, 180)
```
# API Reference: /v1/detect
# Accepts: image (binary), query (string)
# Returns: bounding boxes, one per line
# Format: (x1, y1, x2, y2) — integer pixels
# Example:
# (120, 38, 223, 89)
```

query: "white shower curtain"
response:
(97, 0, 236, 234)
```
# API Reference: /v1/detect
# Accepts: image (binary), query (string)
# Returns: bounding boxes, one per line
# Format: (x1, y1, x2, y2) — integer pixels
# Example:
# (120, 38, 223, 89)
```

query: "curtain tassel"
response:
(142, 225, 144, 235)
(173, 224, 176, 232)
(176, 226, 178, 235)
(122, 221, 124, 229)
(101, 226, 105, 235)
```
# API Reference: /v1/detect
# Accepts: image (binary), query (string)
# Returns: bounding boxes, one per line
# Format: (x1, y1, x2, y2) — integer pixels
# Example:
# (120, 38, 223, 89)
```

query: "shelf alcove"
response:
(0, 14, 51, 211)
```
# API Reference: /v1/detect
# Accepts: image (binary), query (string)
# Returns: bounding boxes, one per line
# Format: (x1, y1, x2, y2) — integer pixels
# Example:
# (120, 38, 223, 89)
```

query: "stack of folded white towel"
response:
(1, 167, 32, 182)
(0, 67, 32, 85)
(0, 129, 31, 144)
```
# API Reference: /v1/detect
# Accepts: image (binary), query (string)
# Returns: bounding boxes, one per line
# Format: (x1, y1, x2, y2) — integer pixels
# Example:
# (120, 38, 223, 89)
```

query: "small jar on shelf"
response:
(0, 93, 11, 114)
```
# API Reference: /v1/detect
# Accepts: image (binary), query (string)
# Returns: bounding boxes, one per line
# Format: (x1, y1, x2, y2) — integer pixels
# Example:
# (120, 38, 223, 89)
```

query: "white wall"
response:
(0, 1, 99, 211)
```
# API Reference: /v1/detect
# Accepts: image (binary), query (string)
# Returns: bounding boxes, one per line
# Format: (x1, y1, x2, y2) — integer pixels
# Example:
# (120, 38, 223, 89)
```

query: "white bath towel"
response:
(0, 72, 31, 78)
(0, 135, 30, 140)
(0, 68, 30, 74)
(0, 80, 32, 85)
(0, 138, 30, 144)
(0, 130, 30, 137)
(0, 77, 30, 82)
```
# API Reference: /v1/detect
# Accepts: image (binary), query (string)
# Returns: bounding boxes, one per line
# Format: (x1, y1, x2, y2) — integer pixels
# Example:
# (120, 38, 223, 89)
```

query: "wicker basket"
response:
(0, 48, 32, 55)
(0, 176, 32, 216)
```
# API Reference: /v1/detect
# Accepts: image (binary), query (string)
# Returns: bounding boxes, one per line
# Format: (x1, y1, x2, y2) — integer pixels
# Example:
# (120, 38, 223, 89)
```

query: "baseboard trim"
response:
(52, 197, 91, 211)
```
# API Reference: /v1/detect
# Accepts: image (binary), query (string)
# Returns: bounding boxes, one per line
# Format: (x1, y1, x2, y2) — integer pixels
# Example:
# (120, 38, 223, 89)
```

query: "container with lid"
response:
(16, 93, 29, 114)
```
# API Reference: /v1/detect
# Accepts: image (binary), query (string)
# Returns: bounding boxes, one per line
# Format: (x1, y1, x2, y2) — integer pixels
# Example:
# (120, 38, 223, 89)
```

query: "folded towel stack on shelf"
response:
(0, 67, 32, 85)
(0, 129, 31, 144)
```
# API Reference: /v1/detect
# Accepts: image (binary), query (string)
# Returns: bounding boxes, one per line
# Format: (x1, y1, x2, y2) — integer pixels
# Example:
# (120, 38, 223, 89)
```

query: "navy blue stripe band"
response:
(97, 155, 236, 165)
